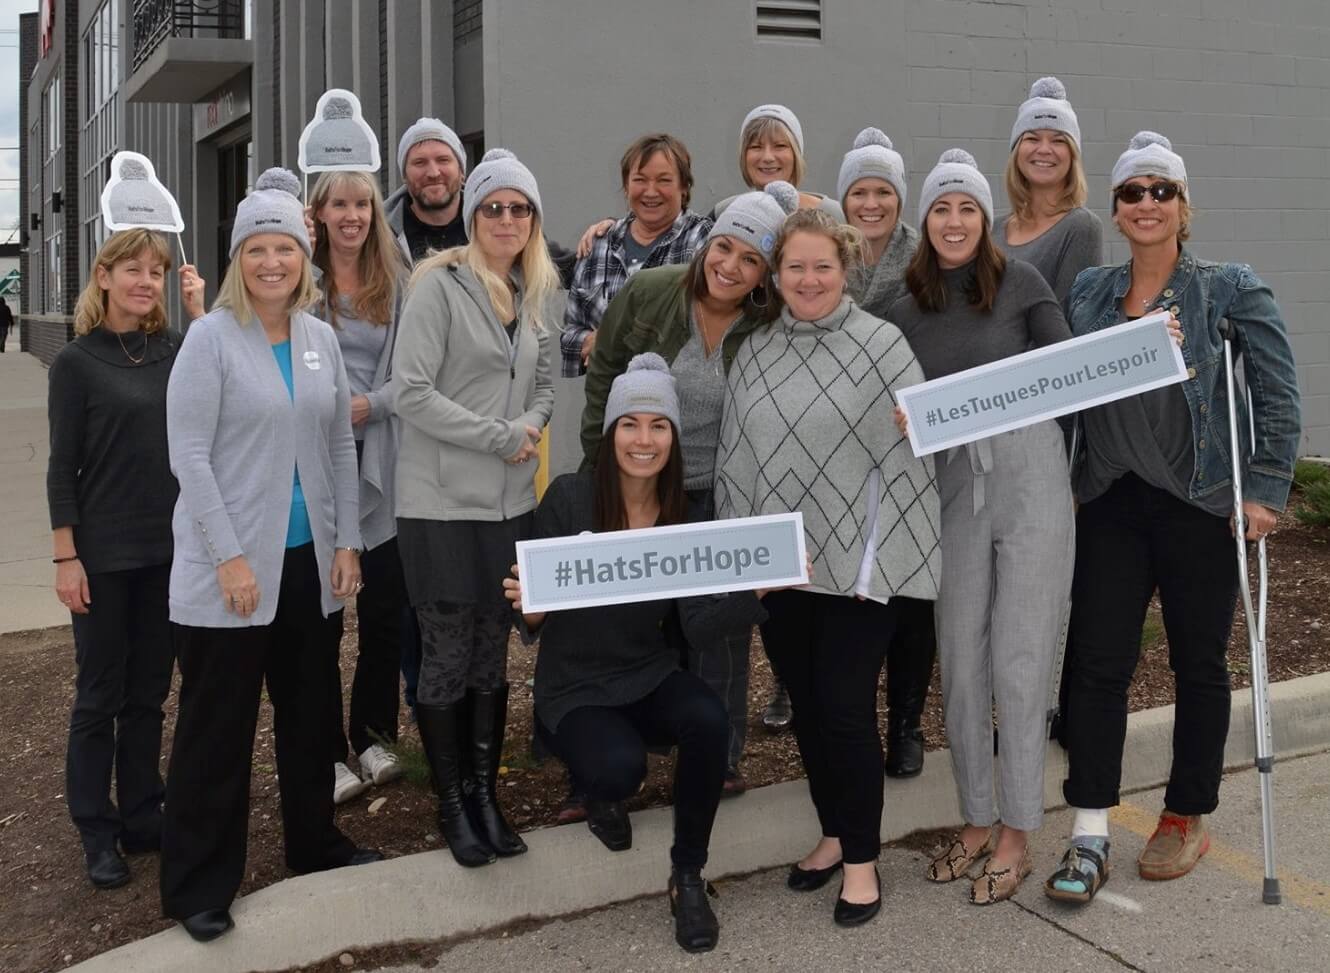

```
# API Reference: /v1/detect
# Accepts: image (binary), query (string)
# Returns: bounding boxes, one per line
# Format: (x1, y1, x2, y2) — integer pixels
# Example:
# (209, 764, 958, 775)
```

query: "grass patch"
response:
(1141, 607, 1165, 650)
(1294, 460, 1330, 528)
(387, 735, 433, 788)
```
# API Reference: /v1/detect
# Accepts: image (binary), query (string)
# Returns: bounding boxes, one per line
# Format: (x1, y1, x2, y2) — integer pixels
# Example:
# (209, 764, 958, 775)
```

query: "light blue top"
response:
(272, 340, 314, 548)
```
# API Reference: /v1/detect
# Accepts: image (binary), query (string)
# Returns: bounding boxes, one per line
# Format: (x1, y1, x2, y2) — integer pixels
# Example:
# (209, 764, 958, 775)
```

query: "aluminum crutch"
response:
(1219, 318, 1281, 906)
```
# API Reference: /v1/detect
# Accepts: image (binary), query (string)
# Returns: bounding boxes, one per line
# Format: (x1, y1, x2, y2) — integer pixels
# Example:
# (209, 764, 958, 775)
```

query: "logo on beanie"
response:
(761, 233, 775, 253)
(937, 177, 968, 188)
(255, 217, 285, 226)
(1034, 112, 1060, 121)
(731, 219, 759, 235)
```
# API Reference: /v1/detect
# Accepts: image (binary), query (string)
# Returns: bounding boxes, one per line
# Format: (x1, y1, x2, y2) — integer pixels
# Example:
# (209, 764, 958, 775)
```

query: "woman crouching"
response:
(504, 354, 774, 953)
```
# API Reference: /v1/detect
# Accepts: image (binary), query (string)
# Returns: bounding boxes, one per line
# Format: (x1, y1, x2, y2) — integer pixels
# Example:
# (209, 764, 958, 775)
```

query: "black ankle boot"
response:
(415, 702, 496, 867)
(586, 799, 632, 851)
(884, 721, 925, 778)
(669, 866, 719, 953)
(465, 685, 527, 857)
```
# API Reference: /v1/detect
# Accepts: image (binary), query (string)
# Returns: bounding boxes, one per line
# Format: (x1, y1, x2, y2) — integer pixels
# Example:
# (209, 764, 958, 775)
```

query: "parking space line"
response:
(1113, 801, 1330, 918)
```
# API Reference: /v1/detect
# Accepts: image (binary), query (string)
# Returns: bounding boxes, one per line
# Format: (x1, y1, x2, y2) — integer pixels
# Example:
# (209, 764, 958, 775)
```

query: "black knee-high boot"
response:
(465, 684, 527, 857)
(885, 600, 936, 778)
(416, 701, 496, 867)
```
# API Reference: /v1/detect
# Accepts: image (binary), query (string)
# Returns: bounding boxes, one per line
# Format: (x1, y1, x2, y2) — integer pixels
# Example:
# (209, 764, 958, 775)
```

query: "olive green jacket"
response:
(580, 264, 769, 467)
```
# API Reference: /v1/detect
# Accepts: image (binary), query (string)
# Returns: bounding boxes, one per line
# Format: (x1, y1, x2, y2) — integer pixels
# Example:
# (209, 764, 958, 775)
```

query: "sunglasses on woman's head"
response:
(477, 201, 534, 220)
(1114, 181, 1181, 205)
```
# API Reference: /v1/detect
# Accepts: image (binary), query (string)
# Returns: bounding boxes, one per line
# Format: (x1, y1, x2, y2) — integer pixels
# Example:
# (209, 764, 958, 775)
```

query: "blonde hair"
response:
(410, 212, 560, 332)
(214, 244, 319, 325)
(772, 208, 868, 275)
(74, 229, 173, 335)
(309, 170, 405, 327)
(740, 117, 807, 190)
(1004, 134, 1088, 225)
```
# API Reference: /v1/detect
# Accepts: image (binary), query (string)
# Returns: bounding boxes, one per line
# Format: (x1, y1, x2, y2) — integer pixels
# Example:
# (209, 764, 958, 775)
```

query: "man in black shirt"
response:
(384, 117, 469, 263)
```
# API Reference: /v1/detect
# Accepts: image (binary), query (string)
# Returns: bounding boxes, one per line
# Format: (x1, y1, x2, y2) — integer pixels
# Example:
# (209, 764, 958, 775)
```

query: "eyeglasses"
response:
(1114, 181, 1182, 205)
(477, 201, 533, 220)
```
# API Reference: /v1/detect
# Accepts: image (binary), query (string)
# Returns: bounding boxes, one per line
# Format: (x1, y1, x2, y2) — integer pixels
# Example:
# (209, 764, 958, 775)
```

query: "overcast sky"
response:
(2, 1, 39, 245)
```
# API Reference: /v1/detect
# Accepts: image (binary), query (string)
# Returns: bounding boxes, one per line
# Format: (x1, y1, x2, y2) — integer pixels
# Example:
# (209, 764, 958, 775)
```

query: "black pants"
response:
(1063, 474, 1238, 815)
(761, 590, 899, 864)
(884, 596, 936, 722)
(540, 670, 727, 868)
(160, 544, 355, 918)
(66, 563, 174, 854)
(333, 536, 407, 760)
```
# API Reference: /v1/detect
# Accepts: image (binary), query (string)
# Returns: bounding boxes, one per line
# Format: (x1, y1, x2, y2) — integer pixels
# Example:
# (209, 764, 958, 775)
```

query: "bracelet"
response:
(337, 546, 363, 555)
(53, 555, 78, 564)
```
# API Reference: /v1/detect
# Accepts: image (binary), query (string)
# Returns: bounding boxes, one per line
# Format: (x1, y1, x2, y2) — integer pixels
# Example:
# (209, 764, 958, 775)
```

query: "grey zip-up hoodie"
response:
(392, 261, 554, 522)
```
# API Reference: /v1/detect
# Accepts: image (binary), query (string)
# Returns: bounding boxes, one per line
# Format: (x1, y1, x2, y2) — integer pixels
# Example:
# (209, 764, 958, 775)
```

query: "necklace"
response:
(694, 300, 739, 358)
(116, 329, 148, 365)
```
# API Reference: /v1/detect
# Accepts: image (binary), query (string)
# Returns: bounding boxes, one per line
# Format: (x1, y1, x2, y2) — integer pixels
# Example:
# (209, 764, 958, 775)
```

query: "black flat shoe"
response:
(181, 908, 234, 943)
(119, 830, 161, 855)
(787, 858, 842, 891)
(586, 799, 632, 851)
(833, 869, 882, 927)
(86, 848, 130, 889)
(343, 847, 384, 866)
(669, 867, 719, 953)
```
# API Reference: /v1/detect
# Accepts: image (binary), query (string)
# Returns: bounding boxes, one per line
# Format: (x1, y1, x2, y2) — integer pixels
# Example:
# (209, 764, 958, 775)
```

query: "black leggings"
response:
(1063, 474, 1238, 815)
(540, 670, 727, 868)
(415, 600, 511, 707)
(760, 590, 899, 864)
(67, 564, 174, 853)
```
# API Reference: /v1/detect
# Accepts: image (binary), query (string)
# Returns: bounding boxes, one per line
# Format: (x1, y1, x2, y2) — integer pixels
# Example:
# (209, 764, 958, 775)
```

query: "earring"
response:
(749, 284, 770, 309)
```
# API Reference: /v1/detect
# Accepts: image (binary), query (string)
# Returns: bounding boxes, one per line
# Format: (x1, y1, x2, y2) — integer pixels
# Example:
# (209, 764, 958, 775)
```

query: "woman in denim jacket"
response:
(1045, 133, 1301, 905)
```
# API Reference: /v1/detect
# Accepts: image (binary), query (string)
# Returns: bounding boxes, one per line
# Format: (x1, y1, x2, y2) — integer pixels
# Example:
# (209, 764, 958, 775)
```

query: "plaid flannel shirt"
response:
(560, 209, 712, 376)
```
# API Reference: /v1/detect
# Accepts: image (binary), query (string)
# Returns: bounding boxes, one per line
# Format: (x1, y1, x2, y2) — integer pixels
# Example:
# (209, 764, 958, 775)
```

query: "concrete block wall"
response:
(489, 0, 1330, 465)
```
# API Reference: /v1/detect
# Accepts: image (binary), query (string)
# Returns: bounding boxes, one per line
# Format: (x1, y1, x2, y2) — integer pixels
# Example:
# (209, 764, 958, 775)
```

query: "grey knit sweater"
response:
(848, 220, 920, 319)
(715, 298, 941, 602)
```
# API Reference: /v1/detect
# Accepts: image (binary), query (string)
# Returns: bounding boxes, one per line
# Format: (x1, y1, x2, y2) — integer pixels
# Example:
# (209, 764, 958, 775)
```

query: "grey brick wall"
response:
(489, 0, 1330, 460)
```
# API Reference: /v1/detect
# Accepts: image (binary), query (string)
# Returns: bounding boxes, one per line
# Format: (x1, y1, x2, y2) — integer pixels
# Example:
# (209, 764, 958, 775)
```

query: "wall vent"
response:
(756, 1, 822, 42)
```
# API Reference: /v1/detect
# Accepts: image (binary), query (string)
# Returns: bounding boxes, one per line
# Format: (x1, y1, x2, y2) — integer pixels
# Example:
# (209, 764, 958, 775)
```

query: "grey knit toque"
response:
(707, 181, 799, 265)
(396, 117, 467, 177)
(229, 168, 311, 258)
(1111, 131, 1189, 198)
(603, 352, 681, 433)
(461, 149, 542, 239)
(1010, 76, 1081, 149)
(917, 149, 994, 227)
(740, 104, 804, 153)
(837, 127, 908, 210)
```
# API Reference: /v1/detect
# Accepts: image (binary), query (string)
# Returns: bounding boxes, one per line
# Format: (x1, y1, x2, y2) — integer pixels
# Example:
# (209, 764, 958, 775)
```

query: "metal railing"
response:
(131, 0, 245, 72)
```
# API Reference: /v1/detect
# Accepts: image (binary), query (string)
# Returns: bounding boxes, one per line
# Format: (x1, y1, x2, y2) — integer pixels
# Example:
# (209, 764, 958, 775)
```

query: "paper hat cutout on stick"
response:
(101, 152, 186, 233)
(298, 89, 381, 173)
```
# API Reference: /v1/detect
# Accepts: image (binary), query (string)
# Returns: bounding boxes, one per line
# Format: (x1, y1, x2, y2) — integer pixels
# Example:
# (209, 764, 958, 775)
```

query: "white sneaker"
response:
(333, 761, 370, 804)
(358, 744, 404, 785)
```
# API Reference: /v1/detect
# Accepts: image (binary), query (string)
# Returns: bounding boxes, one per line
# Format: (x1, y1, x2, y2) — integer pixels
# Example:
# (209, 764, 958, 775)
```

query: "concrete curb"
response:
(73, 671, 1330, 973)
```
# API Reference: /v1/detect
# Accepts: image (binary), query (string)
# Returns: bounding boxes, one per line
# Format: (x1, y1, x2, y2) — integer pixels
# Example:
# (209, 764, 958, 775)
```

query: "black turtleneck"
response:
(46, 326, 180, 573)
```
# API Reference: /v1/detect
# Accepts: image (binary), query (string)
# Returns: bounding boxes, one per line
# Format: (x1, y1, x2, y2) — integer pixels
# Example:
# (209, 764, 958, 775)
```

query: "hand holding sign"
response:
(299, 89, 380, 173)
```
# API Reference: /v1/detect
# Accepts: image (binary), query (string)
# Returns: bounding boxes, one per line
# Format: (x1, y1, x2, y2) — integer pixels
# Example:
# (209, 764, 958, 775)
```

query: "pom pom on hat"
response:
(324, 97, 354, 120)
(939, 148, 978, 167)
(255, 167, 302, 197)
(626, 351, 669, 374)
(765, 180, 800, 215)
(853, 127, 893, 151)
(1029, 76, 1067, 100)
(480, 148, 517, 163)
(461, 148, 542, 237)
(1129, 131, 1172, 152)
(120, 159, 148, 179)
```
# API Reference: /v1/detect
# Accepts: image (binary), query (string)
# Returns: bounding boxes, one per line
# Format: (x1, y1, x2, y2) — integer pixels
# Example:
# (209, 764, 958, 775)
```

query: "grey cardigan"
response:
(393, 261, 554, 522)
(167, 307, 363, 627)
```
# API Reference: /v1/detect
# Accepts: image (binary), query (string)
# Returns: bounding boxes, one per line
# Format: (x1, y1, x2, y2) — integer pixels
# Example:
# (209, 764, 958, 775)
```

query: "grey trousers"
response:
(935, 421, 1074, 832)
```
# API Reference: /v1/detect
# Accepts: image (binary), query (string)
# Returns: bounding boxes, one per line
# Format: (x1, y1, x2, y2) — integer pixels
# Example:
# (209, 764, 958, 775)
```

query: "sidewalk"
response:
(69, 670, 1330, 973)
(0, 349, 67, 634)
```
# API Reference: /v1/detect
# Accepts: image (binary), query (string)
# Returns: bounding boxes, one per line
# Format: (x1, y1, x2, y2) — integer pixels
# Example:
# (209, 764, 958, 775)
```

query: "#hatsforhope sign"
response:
(298, 88, 381, 173)
(896, 312, 1188, 457)
(516, 513, 808, 613)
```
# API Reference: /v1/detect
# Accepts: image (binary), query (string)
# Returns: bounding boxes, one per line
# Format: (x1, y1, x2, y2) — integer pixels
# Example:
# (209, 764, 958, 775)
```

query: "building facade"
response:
(18, 0, 1330, 456)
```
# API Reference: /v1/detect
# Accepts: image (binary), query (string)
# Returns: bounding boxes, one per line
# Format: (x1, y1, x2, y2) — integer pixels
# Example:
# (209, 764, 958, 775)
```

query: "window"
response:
(756, 1, 822, 42)
(45, 75, 61, 159)
(81, 2, 121, 282)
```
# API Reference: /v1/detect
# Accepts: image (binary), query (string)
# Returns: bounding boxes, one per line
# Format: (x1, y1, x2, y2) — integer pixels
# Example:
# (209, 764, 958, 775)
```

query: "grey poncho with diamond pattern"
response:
(715, 298, 941, 603)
